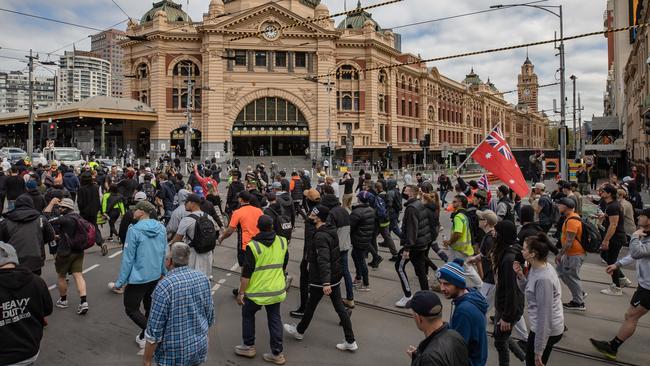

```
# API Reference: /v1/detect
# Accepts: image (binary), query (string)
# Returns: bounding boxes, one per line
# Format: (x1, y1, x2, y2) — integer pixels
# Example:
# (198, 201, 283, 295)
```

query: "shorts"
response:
(55, 252, 84, 275)
(630, 285, 650, 310)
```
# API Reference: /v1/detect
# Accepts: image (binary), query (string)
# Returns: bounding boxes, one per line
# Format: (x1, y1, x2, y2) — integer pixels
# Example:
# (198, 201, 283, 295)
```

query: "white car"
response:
(30, 153, 48, 167)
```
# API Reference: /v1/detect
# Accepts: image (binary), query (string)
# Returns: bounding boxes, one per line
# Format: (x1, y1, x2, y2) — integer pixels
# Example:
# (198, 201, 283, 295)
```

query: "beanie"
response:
(436, 258, 466, 289)
(257, 215, 274, 232)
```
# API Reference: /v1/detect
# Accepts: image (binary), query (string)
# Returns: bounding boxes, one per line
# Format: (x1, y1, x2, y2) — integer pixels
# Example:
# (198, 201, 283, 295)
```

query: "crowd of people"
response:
(0, 157, 648, 366)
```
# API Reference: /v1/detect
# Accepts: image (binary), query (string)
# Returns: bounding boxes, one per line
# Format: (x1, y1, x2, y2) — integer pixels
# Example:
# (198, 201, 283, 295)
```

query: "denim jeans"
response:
(351, 247, 369, 286)
(242, 299, 283, 355)
(340, 250, 354, 300)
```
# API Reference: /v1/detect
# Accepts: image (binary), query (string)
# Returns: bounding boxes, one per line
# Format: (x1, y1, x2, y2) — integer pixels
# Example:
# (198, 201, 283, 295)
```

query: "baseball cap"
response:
(134, 191, 147, 202)
(134, 200, 157, 215)
(436, 259, 466, 289)
(185, 193, 202, 204)
(0, 241, 19, 267)
(534, 182, 546, 191)
(406, 290, 443, 317)
(257, 215, 274, 232)
(558, 197, 575, 209)
(476, 209, 498, 226)
(310, 205, 330, 222)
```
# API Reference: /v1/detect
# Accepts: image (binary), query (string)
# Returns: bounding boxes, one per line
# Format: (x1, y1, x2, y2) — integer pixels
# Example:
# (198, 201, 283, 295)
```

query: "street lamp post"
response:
(100, 118, 106, 157)
(491, 2, 567, 180)
(570, 74, 578, 157)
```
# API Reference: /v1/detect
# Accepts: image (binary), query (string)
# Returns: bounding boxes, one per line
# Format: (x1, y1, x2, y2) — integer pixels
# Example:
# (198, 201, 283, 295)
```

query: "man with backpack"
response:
(170, 194, 217, 279)
(495, 185, 515, 223)
(533, 183, 556, 233)
(386, 178, 402, 239)
(263, 192, 293, 242)
(374, 181, 398, 263)
(556, 197, 587, 311)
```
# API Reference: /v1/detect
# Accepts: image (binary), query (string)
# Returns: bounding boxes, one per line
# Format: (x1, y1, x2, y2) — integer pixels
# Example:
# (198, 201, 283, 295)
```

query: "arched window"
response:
(337, 65, 359, 80)
(378, 70, 389, 113)
(171, 60, 201, 110)
(172, 61, 200, 77)
(401, 75, 406, 89)
(408, 78, 413, 91)
(414, 80, 419, 93)
(133, 63, 150, 105)
(235, 97, 307, 126)
(337, 65, 360, 111)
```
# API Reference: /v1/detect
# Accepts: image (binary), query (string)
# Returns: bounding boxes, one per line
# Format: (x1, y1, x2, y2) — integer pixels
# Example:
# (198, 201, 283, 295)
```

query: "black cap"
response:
(558, 197, 575, 209)
(185, 193, 202, 204)
(257, 215, 274, 232)
(310, 205, 330, 222)
(406, 290, 443, 317)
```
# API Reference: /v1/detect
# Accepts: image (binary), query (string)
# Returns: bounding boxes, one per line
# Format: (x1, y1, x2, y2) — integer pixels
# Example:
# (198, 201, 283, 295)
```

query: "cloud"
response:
(0, 0, 608, 123)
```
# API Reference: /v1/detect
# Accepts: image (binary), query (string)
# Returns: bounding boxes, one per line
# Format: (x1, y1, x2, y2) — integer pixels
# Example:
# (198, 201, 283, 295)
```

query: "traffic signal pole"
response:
(26, 49, 37, 160)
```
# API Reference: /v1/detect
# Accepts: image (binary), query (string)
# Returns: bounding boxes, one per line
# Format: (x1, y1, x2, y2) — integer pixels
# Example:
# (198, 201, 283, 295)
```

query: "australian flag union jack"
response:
(486, 127, 513, 160)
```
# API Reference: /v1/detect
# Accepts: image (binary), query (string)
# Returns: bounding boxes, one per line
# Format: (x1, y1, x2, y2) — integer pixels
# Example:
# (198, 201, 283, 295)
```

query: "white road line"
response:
(226, 273, 232, 277)
(108, 250, 122, 259)
(211, 283, 221, 294)
(230, 263, 239, 271)
(48, 284, 56, 291)
(218, 279, 226, 284)
(82, 264, 100, 274)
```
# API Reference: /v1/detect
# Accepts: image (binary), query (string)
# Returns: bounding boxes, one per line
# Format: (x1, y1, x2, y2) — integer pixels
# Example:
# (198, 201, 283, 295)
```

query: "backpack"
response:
(188, 213, 218, 254)
(374, 194, 389, 222)
(143, 182, 157, 204)
(67, 213, 96, 251)
(265, 206, 293, 241)
(565, 216, 602, 253)
(391, 188, 402, 213)
(500, 199, 516, 223)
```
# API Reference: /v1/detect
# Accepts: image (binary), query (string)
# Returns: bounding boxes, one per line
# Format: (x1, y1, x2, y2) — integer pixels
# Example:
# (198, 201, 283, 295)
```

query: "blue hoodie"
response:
(450, 288, 489, 366)
(63, 171, 80, 193)
(115, 219, 167, 288)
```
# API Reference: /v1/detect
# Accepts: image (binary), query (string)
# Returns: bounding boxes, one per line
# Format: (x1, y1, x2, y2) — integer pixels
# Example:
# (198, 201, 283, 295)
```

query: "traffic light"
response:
(321, 146, 331, 157)
(386, 145, 393, 159)
(223, 140, 228, 153)
(644, 111, 650, 135)
(47, 121, 57, 140)
(424, 133, 431, 147)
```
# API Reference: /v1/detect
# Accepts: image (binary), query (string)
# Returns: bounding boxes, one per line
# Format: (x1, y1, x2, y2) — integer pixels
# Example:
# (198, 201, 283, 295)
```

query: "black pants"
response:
(70, 192, 77, 203)
(604, 233, 626, 287)
(395, 248, 429, 297)
(293, 201, 307, 221)
(242, 299, 283, 355)
(123, 280, 158, 337)
(494, 312, 512, 366)
(297, 285, 355, 343)
(108, 209, 120, 238)
(297, 259, 309, 311)
(0, 192, 6, 214)
(525, 331, 562, 366)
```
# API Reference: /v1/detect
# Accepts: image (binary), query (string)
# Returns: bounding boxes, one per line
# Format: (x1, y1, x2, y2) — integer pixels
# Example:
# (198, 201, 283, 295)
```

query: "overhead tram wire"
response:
(47, 19, 129, 55)
(110, 0, 133, 21)
(0, 7, 107, 32)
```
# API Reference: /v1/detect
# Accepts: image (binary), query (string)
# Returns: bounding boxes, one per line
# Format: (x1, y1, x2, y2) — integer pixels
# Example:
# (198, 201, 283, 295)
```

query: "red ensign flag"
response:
(471, 126, 529, 198)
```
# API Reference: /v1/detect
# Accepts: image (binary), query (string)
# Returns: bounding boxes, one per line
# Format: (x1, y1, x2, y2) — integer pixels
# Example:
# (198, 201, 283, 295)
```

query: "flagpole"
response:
(455, 122, 502, 174)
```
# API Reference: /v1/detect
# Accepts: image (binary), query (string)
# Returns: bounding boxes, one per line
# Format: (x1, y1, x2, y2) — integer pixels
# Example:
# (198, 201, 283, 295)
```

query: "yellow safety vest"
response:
(245, 236, 288, 306)
(452, 212, 474, 256)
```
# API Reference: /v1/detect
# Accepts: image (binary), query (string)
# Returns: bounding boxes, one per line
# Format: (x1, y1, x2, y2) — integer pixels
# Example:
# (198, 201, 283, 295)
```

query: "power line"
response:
(110, 0, 132, 21)
(48, 19, 129, 55)
(0, 7, 107, 32)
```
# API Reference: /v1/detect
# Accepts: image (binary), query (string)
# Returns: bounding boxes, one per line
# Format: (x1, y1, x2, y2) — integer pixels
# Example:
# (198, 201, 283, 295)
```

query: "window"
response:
(415, 102, 419, 118)
(378, 94, 385, 113)
(235, 51, 247, 66)
(136, 63, 148, 79)
(408, 100, 412, 117)
(341, 92, 353, 110)
(172, 61, 200, 76)
(170, 60, 200, 111)
(401, 99, 406, 115)
(337, 65, 359, 80)
(295, 52, 306, 68)
(275, 52, 287, 67)
(234, 97, 306, 124)
(255, 51, 267, 67)
(401, 75, 406, 89)
(379, 124, 386, 142)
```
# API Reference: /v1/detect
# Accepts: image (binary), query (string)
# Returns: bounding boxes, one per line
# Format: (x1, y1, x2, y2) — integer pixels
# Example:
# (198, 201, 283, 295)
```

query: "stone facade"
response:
(123, 0, 549, 161)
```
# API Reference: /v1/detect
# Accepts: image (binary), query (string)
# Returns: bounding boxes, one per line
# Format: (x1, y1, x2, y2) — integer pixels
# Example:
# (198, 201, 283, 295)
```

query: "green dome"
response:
(337, 1, 381, 30)
(141, 0, 192, 23)
(463, 68, 482, 86)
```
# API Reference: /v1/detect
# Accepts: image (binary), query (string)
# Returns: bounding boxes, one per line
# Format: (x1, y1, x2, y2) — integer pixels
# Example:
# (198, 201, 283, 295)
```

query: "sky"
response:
(0, 0, 608, 124)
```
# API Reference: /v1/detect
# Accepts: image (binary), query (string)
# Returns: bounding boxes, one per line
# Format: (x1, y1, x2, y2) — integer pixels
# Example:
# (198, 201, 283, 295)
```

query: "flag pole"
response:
(455, 122, 502, 174)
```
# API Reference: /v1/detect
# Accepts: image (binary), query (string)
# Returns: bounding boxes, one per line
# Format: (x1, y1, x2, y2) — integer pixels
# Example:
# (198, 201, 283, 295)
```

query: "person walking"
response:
(290, 189, 320, 318)
(5, 167, 25, 212)
(437, 259, 489, 366)
(109, 200, 167, 350)
(339, 172, 355, 210)
(290, 171, 307, 221)
(443, 195, 483, 289)
(219, 191, 263, 271)
(101, 184, 126, 241)
(143, 242, 215, 366)
(63, 167, 80, 202)
(406, 290, 469, 366)
(532, 183, 554, 233)
(283, 205, 358, 352)
(374, 181, 398, 262)
(350, 191, 376, 293)
(234, 215, 289, 364)
(77, 171, 102, 249)
(321, 191, 354, 307)
(556, 197, 587, 311)
(590, 208, 650, 361)
(577, 164, 589, 194)
(514, 233, 564, 366)
(0, 242, 53, 366)
(599, 184, 630, 296)
(394, 185, 433, 307)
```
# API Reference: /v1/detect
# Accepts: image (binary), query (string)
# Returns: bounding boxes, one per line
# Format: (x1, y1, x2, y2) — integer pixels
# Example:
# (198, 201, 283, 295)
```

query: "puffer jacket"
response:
(302, 199, 319, 261)
(322, 194, 351, 252)
(493, 220, 525, 324)
(401, 198, 431, 251)
(349, 203, 375, 250)
(423, 201, 440, 242)
(308, 223, 342, 285)
(411, 325, 469, 366)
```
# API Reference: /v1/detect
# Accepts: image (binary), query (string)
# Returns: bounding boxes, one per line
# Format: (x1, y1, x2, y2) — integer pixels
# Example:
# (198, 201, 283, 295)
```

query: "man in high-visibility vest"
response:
(234, 215, 288, 365)
(443, 195, 483, 289)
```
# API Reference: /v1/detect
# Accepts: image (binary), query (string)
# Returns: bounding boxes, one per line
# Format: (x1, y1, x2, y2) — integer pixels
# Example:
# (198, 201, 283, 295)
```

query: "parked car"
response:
(0, 147, 27, 163)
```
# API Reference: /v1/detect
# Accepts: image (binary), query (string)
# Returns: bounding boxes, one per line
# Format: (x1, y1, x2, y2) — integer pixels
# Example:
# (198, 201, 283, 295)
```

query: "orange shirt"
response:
(229, 204, 263, 250)
(562, 212, 585, 256)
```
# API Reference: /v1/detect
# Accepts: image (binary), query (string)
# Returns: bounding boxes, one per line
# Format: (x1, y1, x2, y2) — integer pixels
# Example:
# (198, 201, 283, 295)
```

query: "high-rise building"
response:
(57, 50, 111, 103)
(91, 29, 126, 98)
(0, 71, 56, 113)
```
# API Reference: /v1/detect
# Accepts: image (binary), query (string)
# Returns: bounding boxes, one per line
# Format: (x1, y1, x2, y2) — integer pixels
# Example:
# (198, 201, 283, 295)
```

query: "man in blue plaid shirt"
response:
(143, 242, 215, 366)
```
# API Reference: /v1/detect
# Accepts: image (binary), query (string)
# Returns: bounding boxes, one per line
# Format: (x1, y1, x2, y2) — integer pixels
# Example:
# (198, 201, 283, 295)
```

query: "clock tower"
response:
(517, 56, 539, 112)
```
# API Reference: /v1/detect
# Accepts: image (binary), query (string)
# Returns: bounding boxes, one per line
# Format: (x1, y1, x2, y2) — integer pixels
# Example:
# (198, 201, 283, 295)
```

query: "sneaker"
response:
(234, 344, 256, 358)
(369, 256, 383, 269)
(77, 302, 89, 315)
(620, 277, 633, 288)
(56, 299, 68, 309)
(283, 324, 304, 340)
(600, 284, 623, 296)
(108, 282, 124, 294)
(356, 285, 371, 292)
(563, 301, 586, 311)
(262, 353, 286, 365)
(135, 333, 146, 349)
(289, 309, 304, 319)
(343, 299, 355, 309)
(389, 255, 400, 262)
(336, 341, 358, 352)
(590, 338, 617, 360)
(100, 243, 108, 256)
(395, 296, 412, 308)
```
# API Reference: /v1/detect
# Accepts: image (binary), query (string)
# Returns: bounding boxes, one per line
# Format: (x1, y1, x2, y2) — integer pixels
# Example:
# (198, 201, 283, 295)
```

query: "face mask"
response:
(402, 193, 410, 200)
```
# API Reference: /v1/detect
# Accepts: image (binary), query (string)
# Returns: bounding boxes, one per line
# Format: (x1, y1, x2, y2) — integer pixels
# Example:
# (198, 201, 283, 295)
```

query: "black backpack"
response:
(565, 216, 602, 253)
(188, 213, 218, 253)
(143, 182, 157, 204)
(265, 206, 293, 241)
(500, 200, 515, 223)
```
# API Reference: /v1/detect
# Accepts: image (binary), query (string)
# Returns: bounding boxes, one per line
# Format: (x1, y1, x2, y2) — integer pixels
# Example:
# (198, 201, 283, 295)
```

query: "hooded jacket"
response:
(308, 223, 342, 285)
(115, 219, 168, 288)
(62, 171, 80, 193)
(322, 194, 351, 252)
(276, 191, 295, 223)
(167, 189, 190, 234)
(26, 188, 46, 213)
(290, 176, 304, 201)
(517, 222, 544, 246)
(5, 174, 25, 200)
(411, 324, 469, 366)
(0, 195, 55, 272)
(450, 289, 489, 366)
(0, 267, 53, 364)
(226, 179, 245, 213)
(423, 201, 440, 241)
(77, 179, 100, 221)
(349, 203, 375, 250)
(302, 199, 319, 261)
(386, 179, 402, 217)
(493, 220, 525, 324)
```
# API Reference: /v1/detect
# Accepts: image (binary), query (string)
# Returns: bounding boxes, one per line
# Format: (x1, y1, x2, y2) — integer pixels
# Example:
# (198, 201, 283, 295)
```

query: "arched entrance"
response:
(170, 127, 201, 158)
(137, 128, 150, 158)
(232, 97, 309, 156)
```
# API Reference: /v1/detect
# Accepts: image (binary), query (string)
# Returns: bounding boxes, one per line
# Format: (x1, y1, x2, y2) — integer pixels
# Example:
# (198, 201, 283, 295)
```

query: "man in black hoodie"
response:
(273, 182, 295, 228)
(284, 205, 358, 352)
(5, 167, 25, 212)
(0, 242, 52, 365)
(0, 195, 56, 275)
(226, 170, 245, 215)
(517, 205, 544, 245)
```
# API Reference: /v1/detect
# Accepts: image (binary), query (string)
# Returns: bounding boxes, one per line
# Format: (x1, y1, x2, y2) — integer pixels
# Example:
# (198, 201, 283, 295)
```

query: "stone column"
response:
(201, 36, 228, 163)
(149, 52, 170, 161)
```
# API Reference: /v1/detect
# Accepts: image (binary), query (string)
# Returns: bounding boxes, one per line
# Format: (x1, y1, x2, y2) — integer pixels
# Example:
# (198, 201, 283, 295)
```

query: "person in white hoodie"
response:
(590, 207, 650, 361)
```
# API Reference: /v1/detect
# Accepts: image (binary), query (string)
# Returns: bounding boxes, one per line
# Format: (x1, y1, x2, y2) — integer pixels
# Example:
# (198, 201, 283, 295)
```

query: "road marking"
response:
(230, 263, 239, 271)
(226, 273, 232, 277)
(108, 250, 122, 259)
(48, 284, 56, 291)
(218, 279, 226, 284)
(211, 283, 221, 294)
(82, 264, 100, 274)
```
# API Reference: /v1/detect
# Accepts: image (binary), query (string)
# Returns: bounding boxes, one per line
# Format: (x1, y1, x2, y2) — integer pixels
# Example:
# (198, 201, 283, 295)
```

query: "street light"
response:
(490, 2, 568, 180)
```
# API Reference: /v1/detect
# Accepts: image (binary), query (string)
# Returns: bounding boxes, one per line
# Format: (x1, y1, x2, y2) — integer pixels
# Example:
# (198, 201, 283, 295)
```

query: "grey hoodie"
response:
(166, 189, 190, 234)
(617, 233, 650, 290)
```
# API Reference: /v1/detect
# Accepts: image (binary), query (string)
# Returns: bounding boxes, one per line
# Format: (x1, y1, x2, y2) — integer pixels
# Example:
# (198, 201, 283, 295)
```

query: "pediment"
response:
(201, 3, 337, 39)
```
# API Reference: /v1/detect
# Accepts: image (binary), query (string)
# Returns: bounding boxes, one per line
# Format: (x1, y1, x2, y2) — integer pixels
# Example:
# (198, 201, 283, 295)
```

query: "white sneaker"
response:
(283, 323, 304, 340)
(56, 299, 68, 308)
(620, 277, 633, 288)
(600, 284, 623, 296)
(135, 333, 146, 349)
(77, 302, 89, 315)
(336, 341, 358, 352)
(395, 296, 412, 308)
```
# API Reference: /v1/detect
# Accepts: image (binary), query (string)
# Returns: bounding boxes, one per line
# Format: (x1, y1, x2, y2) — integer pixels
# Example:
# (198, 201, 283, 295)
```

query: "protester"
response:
(599, 184, 631, 295)
(339, 172, 355, 209)
(517, 205, 544, 245)
(322, 190, 354, 307)
(101, 184, 126, 241)
(5, 167, 25, 212)
(219, 191, 264, 272)
(350, 191, 376, 292)
(532, 183, 553, 233)
(556, 197, 587, 311)
(443, 195, 483, 289)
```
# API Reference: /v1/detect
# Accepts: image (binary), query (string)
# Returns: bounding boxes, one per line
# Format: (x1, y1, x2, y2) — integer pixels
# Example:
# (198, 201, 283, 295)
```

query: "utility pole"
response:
(327, 74, 333, 173)
(185, 63, 194, 163)
(570, 75, 577, 158)
(100, 118, 106, 157)
(26, 49, 38, 160)
(558, 5, 568, 180)
(578, 93, 584, 159)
